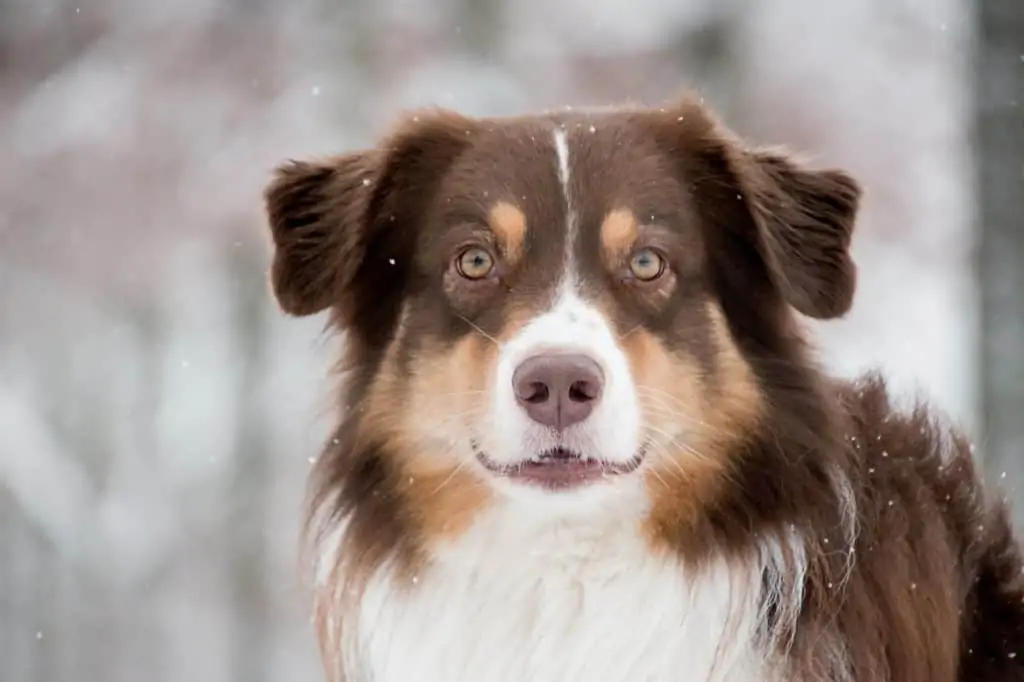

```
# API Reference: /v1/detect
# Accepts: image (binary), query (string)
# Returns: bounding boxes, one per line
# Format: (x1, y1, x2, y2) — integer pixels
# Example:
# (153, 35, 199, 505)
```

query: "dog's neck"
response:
(341, 492, 789, 682)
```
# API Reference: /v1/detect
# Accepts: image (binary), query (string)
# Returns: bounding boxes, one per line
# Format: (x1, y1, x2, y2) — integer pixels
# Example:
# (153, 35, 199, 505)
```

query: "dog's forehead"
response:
(432, 112, 690, 240)
(433, 118, 565, 223)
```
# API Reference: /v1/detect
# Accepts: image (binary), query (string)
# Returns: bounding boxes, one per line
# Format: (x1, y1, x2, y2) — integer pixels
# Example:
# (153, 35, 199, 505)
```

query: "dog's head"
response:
(265, 96, 860, 551)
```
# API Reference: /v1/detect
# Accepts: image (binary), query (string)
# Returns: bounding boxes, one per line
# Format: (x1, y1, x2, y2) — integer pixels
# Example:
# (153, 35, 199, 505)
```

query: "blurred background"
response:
(0, 0, 1020, 680)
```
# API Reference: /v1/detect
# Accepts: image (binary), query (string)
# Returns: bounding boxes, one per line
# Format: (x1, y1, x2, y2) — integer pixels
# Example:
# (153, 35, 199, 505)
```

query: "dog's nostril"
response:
(523, 382, 549, 404)
(568, 380, 598, 403)
(511, 353, 605, 429)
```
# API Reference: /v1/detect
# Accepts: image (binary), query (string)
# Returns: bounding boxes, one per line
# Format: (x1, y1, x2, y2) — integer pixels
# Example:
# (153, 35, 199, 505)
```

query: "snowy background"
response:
(0, 1, 1019, 680)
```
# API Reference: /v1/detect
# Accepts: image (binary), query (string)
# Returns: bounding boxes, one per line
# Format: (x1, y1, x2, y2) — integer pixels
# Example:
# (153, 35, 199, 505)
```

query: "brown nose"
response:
(512, 353, 604, 429)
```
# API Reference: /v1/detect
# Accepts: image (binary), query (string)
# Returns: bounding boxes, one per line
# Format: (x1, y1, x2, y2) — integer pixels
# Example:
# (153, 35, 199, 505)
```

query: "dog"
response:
(261, 94, 1024, 681)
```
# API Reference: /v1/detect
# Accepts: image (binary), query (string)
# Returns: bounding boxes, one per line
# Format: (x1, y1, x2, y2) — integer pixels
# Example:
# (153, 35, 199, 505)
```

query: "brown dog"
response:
(263, 94, 1024, 682)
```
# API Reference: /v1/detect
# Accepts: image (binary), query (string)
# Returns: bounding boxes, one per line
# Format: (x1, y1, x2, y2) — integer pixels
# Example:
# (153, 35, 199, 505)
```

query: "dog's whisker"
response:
(457, 315, 502, 347)
(636, 399, 710, 431)
(423, 389, 488, 399)
(618, 324, 643, 341)
(634, 385, 706, 413)
(642, 423, 713, 471)
(636, 394, 732, 440)
(643, 445, 691, 483)
(412, 409, 485, 440)
(427, 458, 474, 496)
(647, 468, 670, 489)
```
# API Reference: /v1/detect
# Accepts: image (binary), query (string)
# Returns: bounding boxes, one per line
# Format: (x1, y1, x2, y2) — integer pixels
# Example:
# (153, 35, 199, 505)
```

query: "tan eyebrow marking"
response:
(600, 208, 638, 266)
(488, 201, 527, 264)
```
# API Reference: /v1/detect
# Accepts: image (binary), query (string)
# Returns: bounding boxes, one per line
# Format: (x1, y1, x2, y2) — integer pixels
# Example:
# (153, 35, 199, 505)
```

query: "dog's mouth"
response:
(472, 442, 646, 490)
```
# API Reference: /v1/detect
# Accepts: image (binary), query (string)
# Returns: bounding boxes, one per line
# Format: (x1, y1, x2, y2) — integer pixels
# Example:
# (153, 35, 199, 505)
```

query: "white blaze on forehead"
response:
(552, 127, 578, 284)
(553, 126, 571, 194)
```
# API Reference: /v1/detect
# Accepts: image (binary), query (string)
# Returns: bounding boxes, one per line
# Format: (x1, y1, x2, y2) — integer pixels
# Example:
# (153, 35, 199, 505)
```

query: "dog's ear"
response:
(264, 153, 376, 316)
(263, 110, 477, 322)
(732, 148, 861, 319)
(651, 98, 861, 320)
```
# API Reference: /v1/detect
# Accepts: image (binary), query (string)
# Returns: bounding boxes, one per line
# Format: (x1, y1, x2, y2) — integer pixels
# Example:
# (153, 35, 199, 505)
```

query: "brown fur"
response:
(263, 93, 1024, 681)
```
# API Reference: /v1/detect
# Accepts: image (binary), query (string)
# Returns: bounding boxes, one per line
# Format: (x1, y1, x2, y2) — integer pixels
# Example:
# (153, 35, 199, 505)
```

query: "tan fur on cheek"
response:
(356, 311, 410, 444)
(620, 312, 763, 549)
(356, 306, 535, 544)
(621, 330, 727, 536)
(489, 202, 527, 265)
(600, 208, 638, 268)
(396, 334, 497, 540)
(400, 306, 541, 538)
(704, 303, 762, 434)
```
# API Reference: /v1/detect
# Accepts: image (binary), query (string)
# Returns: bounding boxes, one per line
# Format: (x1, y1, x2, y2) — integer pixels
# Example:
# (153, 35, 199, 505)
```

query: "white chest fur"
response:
(343, 493, 777, 682)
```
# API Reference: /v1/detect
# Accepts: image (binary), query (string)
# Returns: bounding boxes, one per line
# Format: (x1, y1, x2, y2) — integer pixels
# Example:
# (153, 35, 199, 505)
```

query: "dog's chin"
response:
(472, 441, 646, 492)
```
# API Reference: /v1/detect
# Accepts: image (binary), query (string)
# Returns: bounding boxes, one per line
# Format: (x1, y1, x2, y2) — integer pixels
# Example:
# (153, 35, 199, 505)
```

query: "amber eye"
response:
(628, 248, 666, 281)
(455, 247, 495, 280)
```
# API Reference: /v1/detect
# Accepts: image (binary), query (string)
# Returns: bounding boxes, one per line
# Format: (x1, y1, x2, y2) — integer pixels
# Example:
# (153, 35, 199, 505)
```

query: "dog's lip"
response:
(472, 443, 646, 490)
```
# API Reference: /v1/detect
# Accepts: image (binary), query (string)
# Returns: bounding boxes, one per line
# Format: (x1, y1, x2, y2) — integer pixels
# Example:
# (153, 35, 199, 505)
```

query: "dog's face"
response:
(265, 98, 860, 532)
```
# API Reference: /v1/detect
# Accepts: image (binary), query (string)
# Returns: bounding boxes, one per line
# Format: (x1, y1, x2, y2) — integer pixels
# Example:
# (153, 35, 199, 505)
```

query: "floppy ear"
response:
(262, 110, 477, 322)
(264, 153, 376, 316)
(732, 148, 861, 319)
(651, 98, 862, 320)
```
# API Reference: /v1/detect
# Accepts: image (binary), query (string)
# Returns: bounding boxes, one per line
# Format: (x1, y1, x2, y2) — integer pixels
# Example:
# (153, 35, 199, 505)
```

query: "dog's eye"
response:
(628, 248, 666, 281)
(455, 247, 495, 280)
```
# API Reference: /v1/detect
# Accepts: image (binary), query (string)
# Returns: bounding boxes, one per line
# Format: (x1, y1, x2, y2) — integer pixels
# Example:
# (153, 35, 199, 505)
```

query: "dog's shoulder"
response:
(836, 373, 1024, 679)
